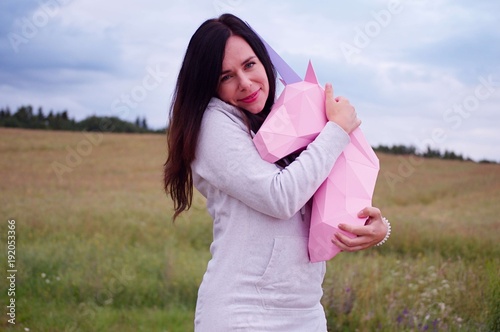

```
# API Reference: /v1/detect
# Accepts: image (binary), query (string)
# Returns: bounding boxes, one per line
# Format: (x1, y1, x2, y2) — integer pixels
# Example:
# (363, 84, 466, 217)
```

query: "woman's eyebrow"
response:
(241, 55, 257, 64)
(220, 56, 257, 75)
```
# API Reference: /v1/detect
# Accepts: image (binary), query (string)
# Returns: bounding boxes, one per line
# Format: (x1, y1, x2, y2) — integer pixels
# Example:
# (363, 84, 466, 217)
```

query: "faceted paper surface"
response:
(252, 40, 380, 262)
(253, 64, 327, 162)
(308, 128, 379, 262)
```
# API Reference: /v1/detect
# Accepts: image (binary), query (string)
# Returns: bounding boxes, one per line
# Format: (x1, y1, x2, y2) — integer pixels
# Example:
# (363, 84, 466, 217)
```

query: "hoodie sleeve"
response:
(191, 101, 350, 220)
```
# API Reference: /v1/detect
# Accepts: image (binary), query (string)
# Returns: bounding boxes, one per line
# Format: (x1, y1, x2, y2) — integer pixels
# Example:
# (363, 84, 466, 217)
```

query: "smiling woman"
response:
(163, 13, 388, 332)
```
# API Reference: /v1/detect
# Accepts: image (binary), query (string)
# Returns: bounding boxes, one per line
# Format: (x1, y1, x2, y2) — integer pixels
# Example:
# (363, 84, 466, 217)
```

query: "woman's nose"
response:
(238, 74, 252, 90)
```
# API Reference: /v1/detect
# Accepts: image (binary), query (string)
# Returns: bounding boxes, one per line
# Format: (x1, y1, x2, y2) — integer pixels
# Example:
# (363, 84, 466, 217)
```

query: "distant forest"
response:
(0, 105, 163, 134)
(374, 144, 496, 164)
(1, 105, 497, 164)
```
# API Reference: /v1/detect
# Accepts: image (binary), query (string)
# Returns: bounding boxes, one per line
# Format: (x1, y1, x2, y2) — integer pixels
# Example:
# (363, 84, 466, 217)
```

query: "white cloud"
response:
(1, 0, 499, 161)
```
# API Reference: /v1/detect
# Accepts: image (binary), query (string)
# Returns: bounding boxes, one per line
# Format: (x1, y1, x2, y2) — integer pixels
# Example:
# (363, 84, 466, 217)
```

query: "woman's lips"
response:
(239, 89, 260, 103)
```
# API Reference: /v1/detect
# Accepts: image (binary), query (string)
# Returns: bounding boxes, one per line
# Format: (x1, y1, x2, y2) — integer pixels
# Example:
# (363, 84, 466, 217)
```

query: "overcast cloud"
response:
(1, 0, 499, 161)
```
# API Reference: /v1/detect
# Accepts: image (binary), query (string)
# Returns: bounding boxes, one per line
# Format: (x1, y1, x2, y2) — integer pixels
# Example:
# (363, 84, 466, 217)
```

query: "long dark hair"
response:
(164, 13, 277, 221)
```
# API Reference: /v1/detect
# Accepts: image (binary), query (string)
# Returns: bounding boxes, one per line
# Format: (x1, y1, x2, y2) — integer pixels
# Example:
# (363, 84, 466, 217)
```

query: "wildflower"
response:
(41, 273, 46, 278)
(397, 308, 409, 324)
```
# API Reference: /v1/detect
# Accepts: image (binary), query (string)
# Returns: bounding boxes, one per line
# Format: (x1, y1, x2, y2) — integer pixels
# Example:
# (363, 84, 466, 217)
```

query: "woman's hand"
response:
(325, 83, 361, 134)
(330, 207, 388, 252)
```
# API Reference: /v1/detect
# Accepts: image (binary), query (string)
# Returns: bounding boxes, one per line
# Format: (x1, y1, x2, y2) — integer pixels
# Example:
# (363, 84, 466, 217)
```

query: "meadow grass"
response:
(0, 128, 499, 331)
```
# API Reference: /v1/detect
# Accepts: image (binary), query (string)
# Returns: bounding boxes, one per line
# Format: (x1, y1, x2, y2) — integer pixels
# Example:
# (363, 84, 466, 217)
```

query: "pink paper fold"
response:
(253, 34, 380, 262)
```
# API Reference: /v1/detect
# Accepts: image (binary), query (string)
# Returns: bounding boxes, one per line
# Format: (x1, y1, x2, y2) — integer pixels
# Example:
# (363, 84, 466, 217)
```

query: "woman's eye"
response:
(245, 62, 256, 69)
(220, 75, 231, 82)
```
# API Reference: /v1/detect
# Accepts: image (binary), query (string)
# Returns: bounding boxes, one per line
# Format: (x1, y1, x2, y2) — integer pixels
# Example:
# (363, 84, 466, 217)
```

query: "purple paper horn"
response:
(247, 23, 302, 85)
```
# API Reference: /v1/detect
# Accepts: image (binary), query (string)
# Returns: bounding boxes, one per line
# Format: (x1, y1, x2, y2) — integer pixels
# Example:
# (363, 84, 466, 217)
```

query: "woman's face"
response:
(217, 35, 269, 114)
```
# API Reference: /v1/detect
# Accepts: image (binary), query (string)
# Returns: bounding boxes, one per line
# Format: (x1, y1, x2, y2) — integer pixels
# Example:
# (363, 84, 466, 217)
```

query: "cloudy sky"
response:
(1, 0, 499, 161)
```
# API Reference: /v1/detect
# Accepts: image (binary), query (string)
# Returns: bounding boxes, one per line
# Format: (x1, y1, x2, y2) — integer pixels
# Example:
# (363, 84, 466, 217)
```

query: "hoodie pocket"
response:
(255, 236, 326, 310)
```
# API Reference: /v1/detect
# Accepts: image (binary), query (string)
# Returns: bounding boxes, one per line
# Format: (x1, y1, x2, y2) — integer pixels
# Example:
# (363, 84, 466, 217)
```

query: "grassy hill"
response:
(1, 128, 499, 331)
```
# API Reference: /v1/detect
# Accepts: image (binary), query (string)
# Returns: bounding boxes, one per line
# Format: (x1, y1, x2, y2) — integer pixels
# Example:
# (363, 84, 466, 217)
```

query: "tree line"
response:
(1, 105, 497, 164)
(373, 144, 497, 164)
(0, 105, 163, 133)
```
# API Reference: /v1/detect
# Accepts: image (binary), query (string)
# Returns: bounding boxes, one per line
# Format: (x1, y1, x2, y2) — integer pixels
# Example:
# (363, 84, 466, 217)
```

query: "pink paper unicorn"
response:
(253, 39, 380, 262)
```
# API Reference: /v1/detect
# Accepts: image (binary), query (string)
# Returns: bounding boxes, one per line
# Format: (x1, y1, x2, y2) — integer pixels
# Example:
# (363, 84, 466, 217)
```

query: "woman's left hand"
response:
(330, 206, 388, 252)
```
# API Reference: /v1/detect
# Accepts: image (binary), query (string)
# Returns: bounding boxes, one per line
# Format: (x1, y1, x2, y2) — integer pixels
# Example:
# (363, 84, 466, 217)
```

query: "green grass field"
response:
(1, 128, 499, 331)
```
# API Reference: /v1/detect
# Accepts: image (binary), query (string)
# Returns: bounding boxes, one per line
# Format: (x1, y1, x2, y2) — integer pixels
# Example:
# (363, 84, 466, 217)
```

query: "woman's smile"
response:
(239, 89, 261, 103)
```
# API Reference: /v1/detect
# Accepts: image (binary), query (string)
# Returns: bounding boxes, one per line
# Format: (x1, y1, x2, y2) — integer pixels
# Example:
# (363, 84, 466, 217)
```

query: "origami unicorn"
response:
(253, 39, 380, 262)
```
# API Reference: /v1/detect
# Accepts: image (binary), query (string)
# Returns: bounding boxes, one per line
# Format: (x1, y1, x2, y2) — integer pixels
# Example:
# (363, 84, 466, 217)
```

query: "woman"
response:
(164, 13, 390, 332)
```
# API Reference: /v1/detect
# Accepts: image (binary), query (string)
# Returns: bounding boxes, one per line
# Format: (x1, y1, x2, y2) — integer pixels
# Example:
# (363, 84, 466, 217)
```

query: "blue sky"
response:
(1, 0, 499, 161)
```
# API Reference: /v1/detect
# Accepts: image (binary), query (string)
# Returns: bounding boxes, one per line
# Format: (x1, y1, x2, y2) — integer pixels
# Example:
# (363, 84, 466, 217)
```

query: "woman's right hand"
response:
(324, 83, 361, 134)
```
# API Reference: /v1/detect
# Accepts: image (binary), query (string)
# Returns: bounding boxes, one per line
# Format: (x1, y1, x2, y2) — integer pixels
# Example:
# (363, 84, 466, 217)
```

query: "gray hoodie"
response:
(192, 97, 350, 331)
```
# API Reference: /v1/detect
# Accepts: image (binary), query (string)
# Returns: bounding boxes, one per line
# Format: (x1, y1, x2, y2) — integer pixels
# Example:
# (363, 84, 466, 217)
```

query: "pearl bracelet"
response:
(375, 217, 391, 247)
